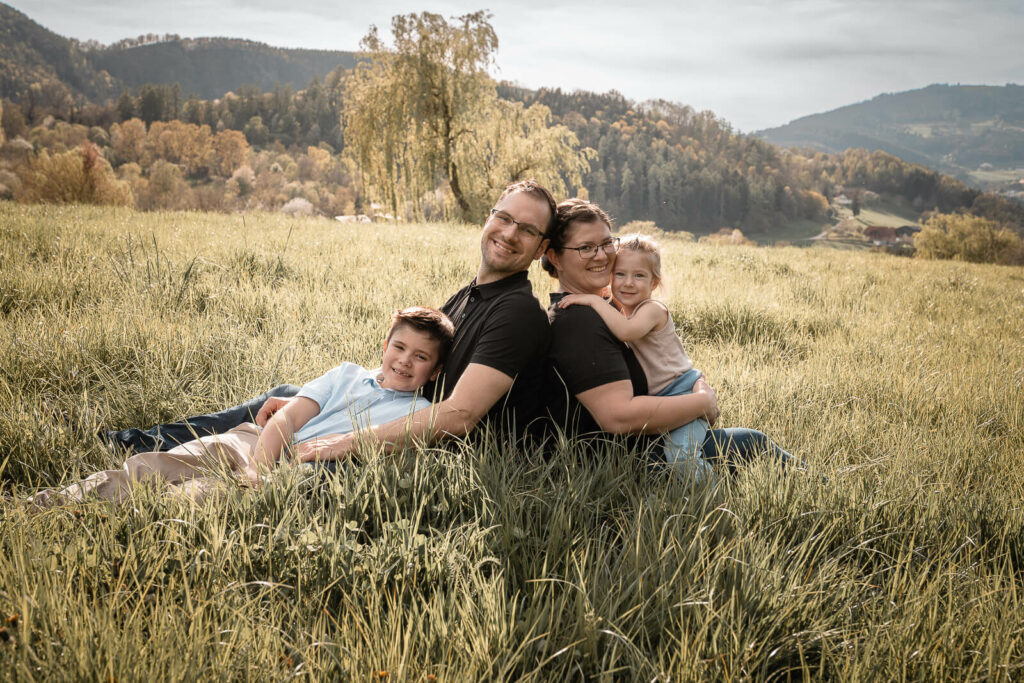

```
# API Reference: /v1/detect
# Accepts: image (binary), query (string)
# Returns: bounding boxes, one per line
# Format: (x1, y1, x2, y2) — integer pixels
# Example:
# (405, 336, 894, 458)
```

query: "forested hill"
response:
(88, 40, 357, 101)
(0, 2, 356, 102)
(0, 2, 120, 102)
(3, 2, 1023, 235)
(757, 84, 1024, 178)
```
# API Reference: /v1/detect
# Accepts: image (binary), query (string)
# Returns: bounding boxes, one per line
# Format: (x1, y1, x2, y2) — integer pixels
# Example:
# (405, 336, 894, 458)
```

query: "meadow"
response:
(1, 201, 1023, 680)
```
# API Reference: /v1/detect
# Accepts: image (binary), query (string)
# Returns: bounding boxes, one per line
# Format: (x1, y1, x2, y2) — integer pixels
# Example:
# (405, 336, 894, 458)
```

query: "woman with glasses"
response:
(542, 198, 798, 478)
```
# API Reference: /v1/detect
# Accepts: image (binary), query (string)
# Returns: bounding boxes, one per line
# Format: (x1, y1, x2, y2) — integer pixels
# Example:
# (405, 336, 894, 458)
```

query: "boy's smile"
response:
(378, 325, 443, 392)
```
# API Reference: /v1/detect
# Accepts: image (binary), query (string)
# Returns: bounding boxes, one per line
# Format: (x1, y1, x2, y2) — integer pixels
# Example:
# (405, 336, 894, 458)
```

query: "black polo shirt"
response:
(546, 292, 654, 449)
(428, 271, 550, 437)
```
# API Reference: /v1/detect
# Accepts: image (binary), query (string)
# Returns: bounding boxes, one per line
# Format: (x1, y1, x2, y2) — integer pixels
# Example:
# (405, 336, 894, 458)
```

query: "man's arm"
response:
(296, 363, 514, 461)
(252, 396, 321, 467)
(576, 378, 718, 435)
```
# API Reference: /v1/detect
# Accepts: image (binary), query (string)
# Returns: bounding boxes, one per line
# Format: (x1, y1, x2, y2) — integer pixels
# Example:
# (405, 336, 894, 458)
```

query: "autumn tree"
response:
(109, 118, 148, 165)
(16, 143, 132, 206)
(211, 129, 250, 177)
(915, 212, 1023, 265)
(342, 11, 590, 220)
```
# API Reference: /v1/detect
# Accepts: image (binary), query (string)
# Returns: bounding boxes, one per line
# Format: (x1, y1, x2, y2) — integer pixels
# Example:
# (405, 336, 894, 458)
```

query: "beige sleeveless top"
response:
(627, 299, 692, 394)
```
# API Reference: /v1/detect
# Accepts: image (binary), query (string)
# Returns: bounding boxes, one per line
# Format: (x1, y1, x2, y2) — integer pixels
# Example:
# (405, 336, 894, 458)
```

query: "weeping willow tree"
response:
(342, 11, 592, 221)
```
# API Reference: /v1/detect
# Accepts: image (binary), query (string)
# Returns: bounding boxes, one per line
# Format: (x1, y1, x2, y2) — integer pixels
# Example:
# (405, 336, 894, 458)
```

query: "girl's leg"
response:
(664, 419, 712, 483)
(700, 427, 802, 472)
(658, 369, 713, 482)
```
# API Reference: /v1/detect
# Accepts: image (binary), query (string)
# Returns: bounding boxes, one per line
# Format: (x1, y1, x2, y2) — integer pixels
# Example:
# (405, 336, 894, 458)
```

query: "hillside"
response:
(757, 84, 1024, 185)
(0, 2, 356, 102)
(0, 2, 120, 102)
(88, 39, 357, 100)
(3, 4, 1024, 237)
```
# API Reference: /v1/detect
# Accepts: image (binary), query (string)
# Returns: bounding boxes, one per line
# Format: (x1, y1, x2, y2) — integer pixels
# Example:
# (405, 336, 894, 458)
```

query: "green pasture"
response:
(1, 202, 1023, 679)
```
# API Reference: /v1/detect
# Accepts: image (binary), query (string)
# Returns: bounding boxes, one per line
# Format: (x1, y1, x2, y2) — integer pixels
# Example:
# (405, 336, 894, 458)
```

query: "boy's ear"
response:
(429, 364, 443, 381)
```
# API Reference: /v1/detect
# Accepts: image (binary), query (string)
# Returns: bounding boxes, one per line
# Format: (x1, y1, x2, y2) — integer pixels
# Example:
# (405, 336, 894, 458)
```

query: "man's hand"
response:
(256, 396, 293, 427)
(296, 432, 357, 462)
(692, 378, 720, 426)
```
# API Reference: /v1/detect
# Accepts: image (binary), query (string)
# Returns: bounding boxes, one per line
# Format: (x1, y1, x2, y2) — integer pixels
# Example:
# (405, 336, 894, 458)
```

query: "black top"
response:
(429, 271, 551, 437)
(546, 292, 653, 448)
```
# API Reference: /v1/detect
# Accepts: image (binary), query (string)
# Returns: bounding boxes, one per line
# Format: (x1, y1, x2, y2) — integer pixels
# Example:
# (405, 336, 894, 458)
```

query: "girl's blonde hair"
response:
(618, 233, 663, 288)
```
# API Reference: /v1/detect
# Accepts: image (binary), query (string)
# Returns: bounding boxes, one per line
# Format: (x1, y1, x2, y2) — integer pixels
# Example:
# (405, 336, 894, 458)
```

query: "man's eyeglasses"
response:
(562, 237, 620, 260)
(489, 209, 545, 240)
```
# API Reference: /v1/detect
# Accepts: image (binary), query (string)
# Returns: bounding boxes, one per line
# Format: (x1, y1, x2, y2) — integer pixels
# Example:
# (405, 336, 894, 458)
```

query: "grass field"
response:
(2, 201, 1023, 679)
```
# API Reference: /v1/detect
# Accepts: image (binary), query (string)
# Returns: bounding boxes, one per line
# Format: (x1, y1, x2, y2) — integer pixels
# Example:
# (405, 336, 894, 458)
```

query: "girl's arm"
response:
(560, 294, 667, 342)
(253, 396, 321, 468)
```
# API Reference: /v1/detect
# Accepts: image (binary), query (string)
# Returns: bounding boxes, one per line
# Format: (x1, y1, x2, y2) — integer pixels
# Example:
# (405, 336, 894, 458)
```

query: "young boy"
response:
(30, 306, 454, 506)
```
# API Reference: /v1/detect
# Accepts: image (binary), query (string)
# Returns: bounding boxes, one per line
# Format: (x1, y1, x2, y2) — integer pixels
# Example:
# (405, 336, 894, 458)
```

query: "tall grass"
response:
(1, 201, 1023, 679)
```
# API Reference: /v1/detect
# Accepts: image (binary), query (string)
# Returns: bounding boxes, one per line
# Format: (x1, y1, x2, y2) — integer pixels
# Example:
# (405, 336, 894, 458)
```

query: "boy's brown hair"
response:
(387, 306, 456, 365)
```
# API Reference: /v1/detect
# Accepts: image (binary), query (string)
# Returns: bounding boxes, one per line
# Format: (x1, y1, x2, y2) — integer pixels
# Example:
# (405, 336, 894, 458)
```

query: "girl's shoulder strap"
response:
(632, 298, 670, 314)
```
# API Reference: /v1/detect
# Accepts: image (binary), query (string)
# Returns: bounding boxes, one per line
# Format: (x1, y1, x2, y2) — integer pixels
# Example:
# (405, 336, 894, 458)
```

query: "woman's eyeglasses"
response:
(561, 238, 620, 259)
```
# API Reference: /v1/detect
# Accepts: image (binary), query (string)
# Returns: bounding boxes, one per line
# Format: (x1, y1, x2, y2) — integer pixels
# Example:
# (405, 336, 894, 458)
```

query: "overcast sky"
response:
(9, 0, 1023, 132)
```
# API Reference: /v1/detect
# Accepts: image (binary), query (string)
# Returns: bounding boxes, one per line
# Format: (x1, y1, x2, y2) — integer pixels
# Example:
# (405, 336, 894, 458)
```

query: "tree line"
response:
(2, 10, 1023, 234)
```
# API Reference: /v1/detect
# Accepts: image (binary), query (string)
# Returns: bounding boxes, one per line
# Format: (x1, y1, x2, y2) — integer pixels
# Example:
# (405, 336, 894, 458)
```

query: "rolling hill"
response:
(757, 84, 1024, 185)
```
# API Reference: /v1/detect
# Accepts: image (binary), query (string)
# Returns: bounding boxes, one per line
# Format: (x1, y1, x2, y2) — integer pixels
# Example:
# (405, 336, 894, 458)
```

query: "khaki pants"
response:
(32, 423, 263, 506)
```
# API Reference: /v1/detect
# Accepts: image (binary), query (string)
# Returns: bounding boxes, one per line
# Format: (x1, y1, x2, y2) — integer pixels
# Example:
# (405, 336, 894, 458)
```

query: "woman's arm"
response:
(559, 295, 666, 342)
(576, 378, 719, 435)
(253, 396, 321, 467)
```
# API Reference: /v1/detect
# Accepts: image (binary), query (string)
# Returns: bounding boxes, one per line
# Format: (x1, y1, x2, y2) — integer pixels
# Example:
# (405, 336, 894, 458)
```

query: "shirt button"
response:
(469, 297, 475, 302)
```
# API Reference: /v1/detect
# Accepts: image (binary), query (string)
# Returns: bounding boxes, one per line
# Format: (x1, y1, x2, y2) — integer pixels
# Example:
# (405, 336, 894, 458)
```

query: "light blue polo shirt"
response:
(291, 362, 430, 444)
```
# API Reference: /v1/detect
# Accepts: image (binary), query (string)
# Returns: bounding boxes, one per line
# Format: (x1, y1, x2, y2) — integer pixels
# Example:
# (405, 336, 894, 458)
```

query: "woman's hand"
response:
(692, 378, 720, 426)
(296, 433, 357, 462)
(256, 396, 293, 427)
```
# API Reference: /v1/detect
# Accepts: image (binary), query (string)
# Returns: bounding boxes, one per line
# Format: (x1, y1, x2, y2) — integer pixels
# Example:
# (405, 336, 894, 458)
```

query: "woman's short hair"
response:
(541, 198, 614, 277)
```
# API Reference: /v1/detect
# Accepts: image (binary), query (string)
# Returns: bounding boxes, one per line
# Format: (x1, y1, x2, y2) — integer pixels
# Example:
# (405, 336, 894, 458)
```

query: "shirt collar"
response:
(470, 270, 531, 300)
(369, 368, 419, 396)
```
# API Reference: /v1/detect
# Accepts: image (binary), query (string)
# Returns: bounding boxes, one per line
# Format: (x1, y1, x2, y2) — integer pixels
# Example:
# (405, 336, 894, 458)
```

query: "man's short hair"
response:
(387, 306, 456, 364)
(541, 198, 615, 277)
(499, 179, 558, 236)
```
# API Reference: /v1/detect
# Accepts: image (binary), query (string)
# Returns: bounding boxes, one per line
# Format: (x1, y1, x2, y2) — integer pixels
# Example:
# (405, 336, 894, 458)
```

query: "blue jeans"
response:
(657, 369, 712, 483)
(104, 384, 301, 452)
(699, 427, 800, 473)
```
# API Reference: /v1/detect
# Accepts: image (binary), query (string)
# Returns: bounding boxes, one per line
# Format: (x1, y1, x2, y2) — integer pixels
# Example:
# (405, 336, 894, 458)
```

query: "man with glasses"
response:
(107, 180, 557, 459)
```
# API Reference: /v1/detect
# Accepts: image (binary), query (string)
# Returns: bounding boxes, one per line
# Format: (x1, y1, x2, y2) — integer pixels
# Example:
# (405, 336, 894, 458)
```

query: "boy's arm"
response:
(253, 396, 321, 467)
(563, 295, 666, 342)
(296, 363, 513, 461)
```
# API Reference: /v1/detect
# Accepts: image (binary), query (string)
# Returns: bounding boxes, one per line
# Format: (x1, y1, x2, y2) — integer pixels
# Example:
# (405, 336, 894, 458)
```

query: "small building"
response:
(863, 226, 898, 246)
(894, 225, 921, 244)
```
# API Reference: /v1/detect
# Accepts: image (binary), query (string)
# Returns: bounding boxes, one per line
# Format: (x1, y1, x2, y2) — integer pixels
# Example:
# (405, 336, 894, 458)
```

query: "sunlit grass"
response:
(2, 201, 1023, 679)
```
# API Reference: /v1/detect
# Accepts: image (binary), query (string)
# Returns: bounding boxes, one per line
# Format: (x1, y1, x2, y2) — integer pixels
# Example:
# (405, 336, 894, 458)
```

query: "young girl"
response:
(558, 234, 712, 482)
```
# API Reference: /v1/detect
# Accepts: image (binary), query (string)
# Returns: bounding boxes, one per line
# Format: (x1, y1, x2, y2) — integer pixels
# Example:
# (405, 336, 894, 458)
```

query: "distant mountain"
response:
(757, 84, 1024, 181)
(0, 2, 357, 103)
(0, 2, 119, 102)
(89, 39, 357, 100)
